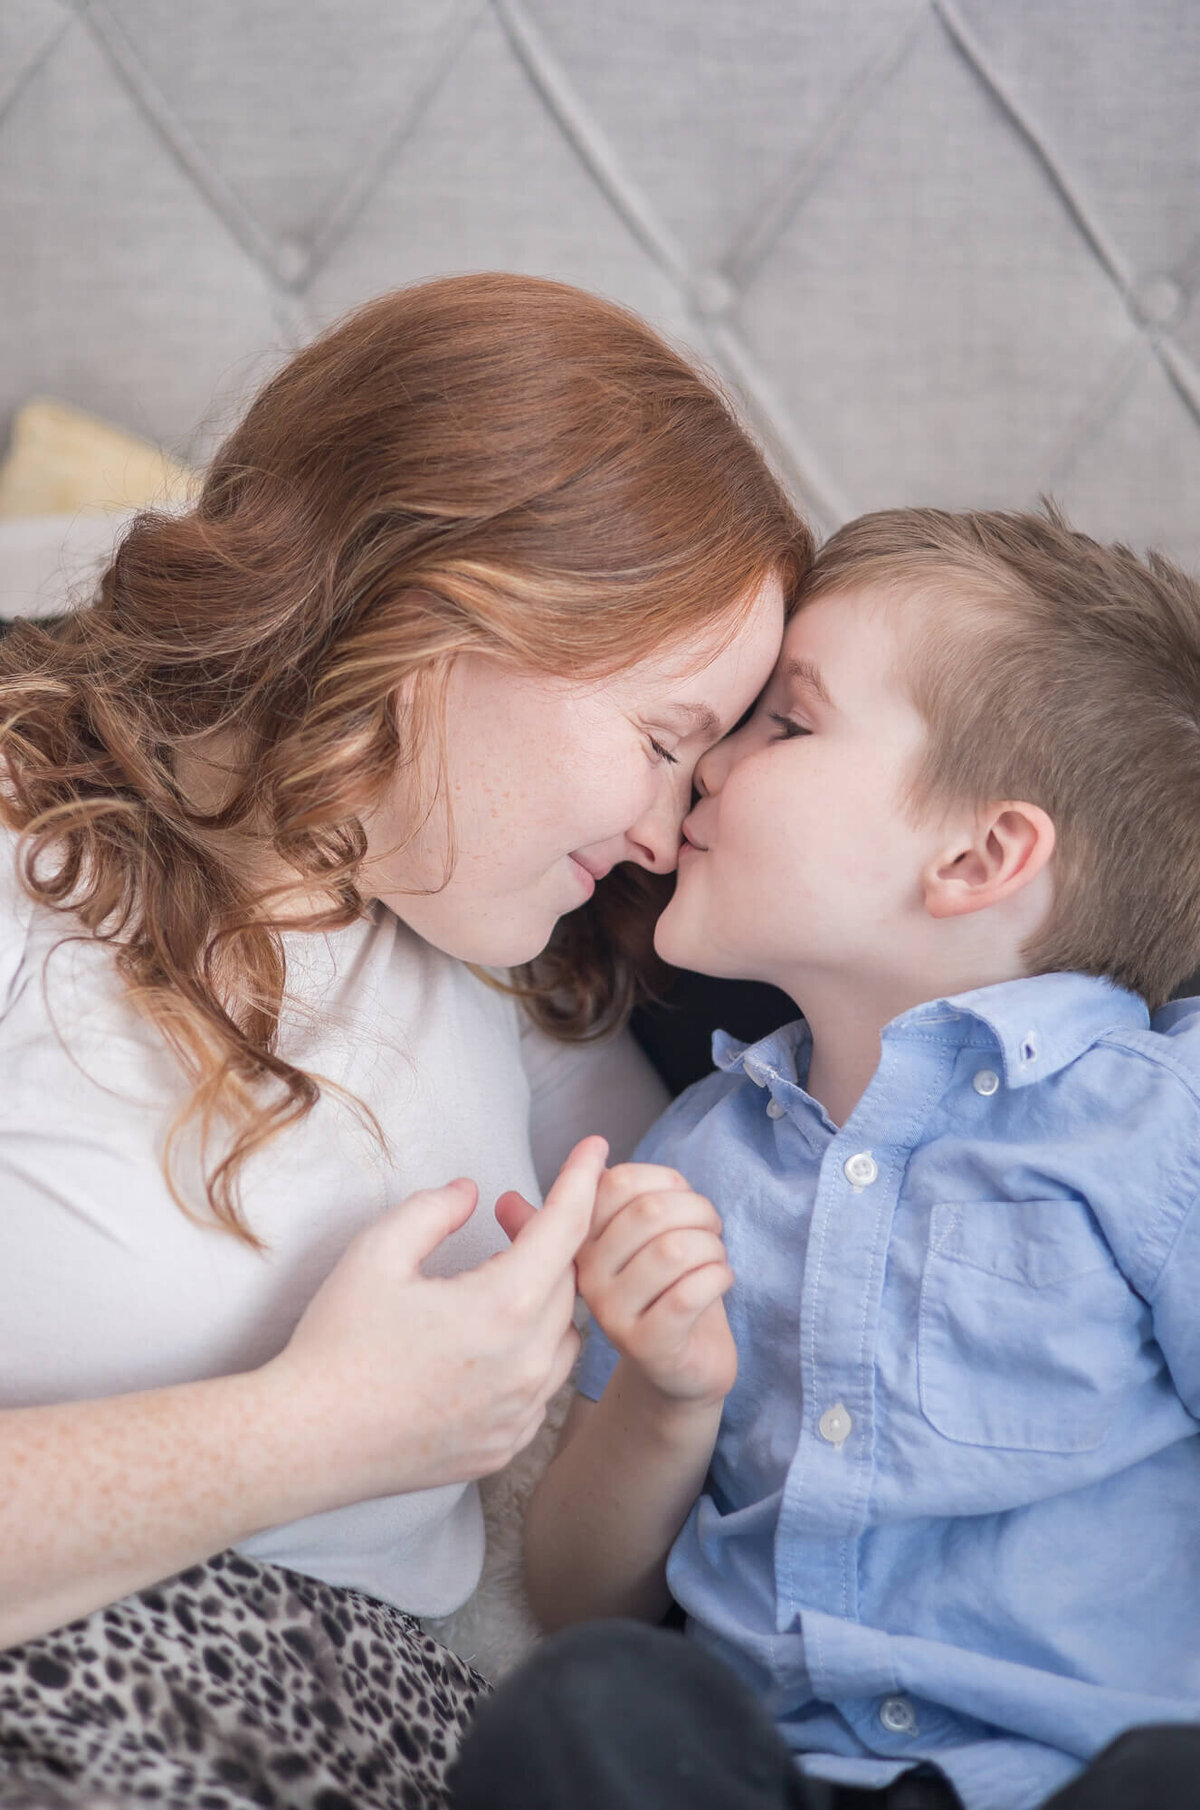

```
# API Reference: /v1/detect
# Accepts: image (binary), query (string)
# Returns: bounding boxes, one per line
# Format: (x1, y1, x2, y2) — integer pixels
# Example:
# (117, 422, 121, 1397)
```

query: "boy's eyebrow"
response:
(781, 657, 834, 709)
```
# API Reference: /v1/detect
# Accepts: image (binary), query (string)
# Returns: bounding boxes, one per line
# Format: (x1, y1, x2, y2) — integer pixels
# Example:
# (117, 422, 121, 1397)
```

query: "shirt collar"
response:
(894, 971, 1149, 1087)
(711, 974, 1148, 1095)
(713, 1018, 809, 1088)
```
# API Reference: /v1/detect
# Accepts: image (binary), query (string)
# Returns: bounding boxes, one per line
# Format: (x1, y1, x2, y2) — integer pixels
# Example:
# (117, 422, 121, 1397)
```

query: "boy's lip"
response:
(680, 818, 709, 852)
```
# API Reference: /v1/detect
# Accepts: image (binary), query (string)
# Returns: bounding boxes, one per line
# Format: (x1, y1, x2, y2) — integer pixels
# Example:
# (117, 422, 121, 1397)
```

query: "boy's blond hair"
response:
(805, 506, 1200, 1009)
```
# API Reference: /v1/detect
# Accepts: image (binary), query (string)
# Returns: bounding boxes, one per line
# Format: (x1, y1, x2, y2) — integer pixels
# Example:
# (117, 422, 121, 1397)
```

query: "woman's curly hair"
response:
(0, 273, 811, 1243)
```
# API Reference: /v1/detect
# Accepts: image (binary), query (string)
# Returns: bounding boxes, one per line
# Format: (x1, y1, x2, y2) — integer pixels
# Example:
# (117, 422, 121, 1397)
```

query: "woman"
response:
(0, 273, 809, 1807)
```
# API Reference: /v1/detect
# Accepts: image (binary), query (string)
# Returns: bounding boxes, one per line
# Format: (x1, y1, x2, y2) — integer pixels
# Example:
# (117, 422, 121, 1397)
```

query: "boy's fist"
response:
(576, 1162, 737, 1408)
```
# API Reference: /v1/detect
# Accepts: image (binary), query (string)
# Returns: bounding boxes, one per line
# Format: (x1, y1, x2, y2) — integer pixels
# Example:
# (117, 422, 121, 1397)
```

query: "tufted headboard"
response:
(1, 0, 1198, 568)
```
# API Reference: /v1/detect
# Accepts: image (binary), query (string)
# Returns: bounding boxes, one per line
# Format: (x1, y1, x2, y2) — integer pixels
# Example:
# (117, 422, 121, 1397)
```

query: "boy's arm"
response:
(522, 1160, 737, 1631)
(524, 1369, 722, 1630)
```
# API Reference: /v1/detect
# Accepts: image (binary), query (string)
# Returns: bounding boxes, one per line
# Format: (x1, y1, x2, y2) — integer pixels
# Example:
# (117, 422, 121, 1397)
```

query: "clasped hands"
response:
(273, 1136, 736, 1507)
(497, 1149, 738, 1411)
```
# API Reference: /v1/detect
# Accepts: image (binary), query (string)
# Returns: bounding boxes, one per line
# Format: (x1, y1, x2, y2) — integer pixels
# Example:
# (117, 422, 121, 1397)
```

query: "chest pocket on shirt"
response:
(917, 1198, 1141, 1453)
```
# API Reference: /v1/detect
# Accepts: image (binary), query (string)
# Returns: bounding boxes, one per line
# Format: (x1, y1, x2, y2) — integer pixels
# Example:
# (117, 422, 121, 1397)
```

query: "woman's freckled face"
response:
(360, 576, 786, 965)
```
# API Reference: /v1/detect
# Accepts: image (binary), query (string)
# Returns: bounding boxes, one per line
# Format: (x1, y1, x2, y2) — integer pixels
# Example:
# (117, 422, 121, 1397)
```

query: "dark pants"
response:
(449, 1621, 1200, 1810)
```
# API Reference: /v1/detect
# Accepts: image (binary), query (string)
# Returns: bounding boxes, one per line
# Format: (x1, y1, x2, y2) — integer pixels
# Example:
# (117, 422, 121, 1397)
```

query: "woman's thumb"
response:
(387, 1177, 479, 1271)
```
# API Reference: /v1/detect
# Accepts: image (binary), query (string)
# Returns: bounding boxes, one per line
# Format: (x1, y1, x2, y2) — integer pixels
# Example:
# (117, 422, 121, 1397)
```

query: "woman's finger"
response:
(501, 1136, 608, 1294)
(540, 1324, 583, 1405)
(375, 1178, 480, 1273)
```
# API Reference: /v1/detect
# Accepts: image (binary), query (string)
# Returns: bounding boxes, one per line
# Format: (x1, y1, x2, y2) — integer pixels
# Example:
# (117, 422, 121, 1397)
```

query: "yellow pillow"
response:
(0, 398, 197, 518)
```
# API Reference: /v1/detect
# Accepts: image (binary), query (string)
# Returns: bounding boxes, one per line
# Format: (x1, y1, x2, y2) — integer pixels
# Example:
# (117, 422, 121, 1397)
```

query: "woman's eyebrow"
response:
(780, 657, 834, 709)
(667, 701, 722, 739)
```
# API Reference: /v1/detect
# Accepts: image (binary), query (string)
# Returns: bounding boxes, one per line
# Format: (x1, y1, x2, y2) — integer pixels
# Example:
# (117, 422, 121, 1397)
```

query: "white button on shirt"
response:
(766, 1099, 786, 1119)
(879, 1696, 917, 1735)
(843, 1151, 878, 1187)
(973, 1069, 1000, 1096)
(818, 1402, 853, 1445)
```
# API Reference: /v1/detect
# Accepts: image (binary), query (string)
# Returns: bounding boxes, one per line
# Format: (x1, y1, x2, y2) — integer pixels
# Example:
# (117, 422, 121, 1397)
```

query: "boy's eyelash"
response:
(769, 713, 810, 740)
(649, 737, 679, 765)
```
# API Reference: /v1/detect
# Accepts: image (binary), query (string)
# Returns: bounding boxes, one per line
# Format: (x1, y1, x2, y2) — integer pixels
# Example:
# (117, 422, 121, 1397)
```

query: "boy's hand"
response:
(576, 1163, 737, 1408)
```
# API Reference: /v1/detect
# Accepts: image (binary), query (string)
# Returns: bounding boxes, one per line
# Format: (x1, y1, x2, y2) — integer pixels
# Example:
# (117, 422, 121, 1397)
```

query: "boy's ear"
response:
(923, 802, 1056, 921)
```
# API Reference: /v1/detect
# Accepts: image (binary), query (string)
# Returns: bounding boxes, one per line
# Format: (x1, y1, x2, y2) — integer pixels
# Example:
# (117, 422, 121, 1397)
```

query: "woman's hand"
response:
(266, 1135, 609, 1504)
(573, 1162, 737, 1410)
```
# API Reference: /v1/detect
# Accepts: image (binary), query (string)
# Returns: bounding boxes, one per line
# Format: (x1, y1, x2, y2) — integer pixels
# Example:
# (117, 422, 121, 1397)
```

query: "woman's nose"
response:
(625, 766, 693, 872)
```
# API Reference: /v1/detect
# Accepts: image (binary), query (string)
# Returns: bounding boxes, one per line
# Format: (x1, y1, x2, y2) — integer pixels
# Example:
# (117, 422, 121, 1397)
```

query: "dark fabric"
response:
(450, 1620, 1200, 1810)
(631, 971, 796, 1096)
(448, 1620, 957, 1810)
(1040, 1724, 1200, 1809)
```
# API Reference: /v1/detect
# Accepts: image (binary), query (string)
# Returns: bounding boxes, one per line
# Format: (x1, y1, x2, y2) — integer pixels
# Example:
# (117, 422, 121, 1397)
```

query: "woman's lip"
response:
(570, 853, 613, 882)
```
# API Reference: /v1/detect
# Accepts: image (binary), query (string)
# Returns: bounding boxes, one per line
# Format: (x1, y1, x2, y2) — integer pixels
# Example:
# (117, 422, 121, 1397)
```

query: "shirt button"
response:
(817, 1403, 853, 1446)
(879, 1695, 917, 1735)
(766, 1099, 786, 1119)
(972, 1068, 1000, 1096)
(843, 1151, 878, 1187)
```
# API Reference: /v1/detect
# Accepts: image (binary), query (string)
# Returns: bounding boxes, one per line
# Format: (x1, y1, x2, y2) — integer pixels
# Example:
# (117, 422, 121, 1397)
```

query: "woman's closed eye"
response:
(648, 736, 679, 766)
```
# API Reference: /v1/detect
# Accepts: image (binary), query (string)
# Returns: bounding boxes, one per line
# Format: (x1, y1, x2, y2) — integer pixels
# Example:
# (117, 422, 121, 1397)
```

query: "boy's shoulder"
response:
(1097, 995, 1200, 1106)
(945, 974, 1200, 1112)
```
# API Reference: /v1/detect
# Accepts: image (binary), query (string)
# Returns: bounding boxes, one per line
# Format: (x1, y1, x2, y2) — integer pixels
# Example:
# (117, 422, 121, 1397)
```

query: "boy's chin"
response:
(653, 908, 742, 981)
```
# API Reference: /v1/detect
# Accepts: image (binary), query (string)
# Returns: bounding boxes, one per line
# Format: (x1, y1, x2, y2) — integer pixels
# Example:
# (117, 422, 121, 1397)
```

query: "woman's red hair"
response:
(0, 273, 811, 1241)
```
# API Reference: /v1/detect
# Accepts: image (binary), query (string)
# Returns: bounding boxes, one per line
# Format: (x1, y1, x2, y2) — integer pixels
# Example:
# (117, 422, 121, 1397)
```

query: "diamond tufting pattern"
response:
(0, 0, 1197, 565)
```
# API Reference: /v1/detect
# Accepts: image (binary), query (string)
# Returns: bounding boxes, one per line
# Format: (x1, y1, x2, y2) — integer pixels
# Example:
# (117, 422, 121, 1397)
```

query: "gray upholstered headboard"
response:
(1, 0, 1198, 567)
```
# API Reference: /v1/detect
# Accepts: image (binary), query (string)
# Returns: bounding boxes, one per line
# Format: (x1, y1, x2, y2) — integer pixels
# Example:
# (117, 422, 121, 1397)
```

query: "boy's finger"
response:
(585, 1189, 723, 1276)
(602, 1230, 730, 1316)
(647, 1262, 736, 1327)
(592, 1162, 693, 1237)
(504, 1135, 609, 1289)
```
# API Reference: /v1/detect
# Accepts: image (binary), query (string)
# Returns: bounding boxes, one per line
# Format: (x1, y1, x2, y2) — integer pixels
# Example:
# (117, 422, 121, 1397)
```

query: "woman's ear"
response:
(923, 802, 1056, 921)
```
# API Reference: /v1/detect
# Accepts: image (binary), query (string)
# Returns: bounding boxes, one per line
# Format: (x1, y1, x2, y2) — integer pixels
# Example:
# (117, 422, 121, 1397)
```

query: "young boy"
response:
(504, 509, 1200, 1810)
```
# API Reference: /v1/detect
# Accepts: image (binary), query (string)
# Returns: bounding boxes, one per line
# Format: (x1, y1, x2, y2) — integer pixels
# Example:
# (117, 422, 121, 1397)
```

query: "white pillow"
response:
(0, 510, 140, 620)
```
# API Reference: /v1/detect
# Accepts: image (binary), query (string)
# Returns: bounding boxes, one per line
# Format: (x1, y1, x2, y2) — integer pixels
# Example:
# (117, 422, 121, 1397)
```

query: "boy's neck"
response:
(796, 958, 1028, 1128)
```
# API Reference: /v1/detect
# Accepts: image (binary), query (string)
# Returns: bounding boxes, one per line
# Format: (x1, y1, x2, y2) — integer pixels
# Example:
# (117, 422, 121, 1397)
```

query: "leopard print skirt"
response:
(0, 1551, 487, 1810)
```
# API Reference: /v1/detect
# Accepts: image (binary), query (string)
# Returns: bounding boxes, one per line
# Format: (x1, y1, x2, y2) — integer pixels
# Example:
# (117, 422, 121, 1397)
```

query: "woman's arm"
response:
(0, 1367, 322, 1648)
(523, 1371, 721, 1630)
(1, 1143, 606, 1650)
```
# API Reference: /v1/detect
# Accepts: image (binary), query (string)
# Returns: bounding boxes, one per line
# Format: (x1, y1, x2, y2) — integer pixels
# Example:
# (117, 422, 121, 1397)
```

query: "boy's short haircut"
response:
(804, 505, 1200, 1009)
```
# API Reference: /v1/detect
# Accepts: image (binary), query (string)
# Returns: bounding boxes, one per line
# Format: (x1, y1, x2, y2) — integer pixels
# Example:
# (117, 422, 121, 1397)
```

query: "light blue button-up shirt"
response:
(578, 975, 1200, 1810)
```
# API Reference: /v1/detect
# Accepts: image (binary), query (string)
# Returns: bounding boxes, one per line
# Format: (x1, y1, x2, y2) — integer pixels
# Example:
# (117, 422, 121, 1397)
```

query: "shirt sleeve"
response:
(520, 1012, 670, 1201)
(575, 1311, 622, 1402)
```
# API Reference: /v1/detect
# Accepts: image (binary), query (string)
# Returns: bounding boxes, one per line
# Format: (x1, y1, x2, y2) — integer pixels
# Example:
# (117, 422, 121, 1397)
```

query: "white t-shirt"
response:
(0, 831, 668, 1615)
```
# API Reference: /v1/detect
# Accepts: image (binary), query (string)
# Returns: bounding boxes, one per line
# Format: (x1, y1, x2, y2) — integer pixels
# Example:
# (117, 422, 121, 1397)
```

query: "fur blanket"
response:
(420, 1382, 572, 1682)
